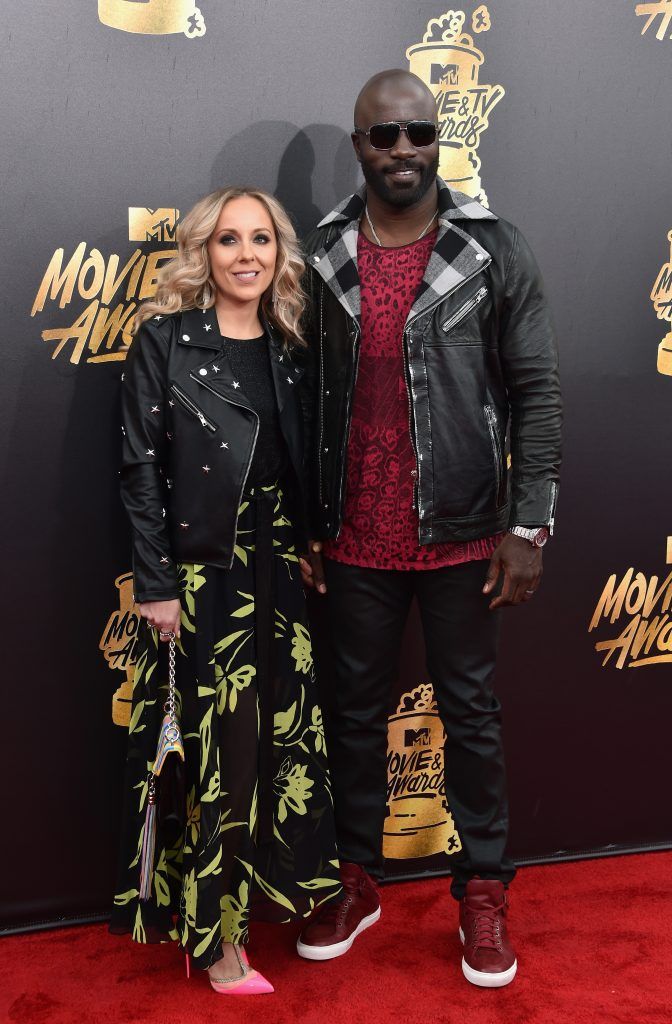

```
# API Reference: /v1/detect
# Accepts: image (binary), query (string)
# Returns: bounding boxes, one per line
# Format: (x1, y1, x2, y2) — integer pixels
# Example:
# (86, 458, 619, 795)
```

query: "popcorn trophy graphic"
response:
(98, 0, 206, 37)
(99, 572, 141, 727)
(651, 230, 672, 375)
(384, 684, 461, 859)
(407, 8, 504, 206)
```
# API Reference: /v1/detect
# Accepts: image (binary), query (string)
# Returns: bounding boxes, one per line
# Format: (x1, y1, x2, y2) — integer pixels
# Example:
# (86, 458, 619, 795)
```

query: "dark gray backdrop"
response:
(2, 1, 671, 932)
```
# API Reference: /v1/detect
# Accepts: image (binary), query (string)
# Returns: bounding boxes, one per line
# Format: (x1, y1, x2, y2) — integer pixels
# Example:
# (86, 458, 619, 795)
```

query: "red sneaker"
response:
(296, 862, 381, 960)
(459, 880, 517, 987)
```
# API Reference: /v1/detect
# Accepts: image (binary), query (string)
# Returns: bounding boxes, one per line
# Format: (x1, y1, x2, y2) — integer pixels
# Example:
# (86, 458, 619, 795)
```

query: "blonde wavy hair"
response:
(134, 186, 306, 347)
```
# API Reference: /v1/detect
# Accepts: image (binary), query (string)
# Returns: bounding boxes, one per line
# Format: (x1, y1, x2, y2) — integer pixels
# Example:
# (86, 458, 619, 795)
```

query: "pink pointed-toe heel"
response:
(208, 944, 274, 995)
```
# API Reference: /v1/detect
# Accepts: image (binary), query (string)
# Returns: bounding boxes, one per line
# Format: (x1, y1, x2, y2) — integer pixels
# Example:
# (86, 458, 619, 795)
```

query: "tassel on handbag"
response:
(139, 633, 184, 901)
(139, 776, 157, 901)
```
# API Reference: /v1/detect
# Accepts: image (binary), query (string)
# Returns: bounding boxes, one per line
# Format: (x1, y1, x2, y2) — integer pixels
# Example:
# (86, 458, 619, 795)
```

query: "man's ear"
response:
(351, 132, 362, 163)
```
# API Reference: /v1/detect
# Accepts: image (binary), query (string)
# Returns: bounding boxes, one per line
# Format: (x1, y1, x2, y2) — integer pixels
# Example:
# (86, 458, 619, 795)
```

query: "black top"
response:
(221, 334, 288, 486)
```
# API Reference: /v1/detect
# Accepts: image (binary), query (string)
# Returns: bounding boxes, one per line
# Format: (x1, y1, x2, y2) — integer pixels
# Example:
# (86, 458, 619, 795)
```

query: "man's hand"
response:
(483, 534, 543, 610)
(299, 540, 327, 594)
(138, 598, 182, 640)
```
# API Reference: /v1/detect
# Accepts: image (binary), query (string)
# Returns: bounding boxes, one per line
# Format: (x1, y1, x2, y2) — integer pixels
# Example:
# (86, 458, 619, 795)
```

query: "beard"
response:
(362, 151, 440, 208)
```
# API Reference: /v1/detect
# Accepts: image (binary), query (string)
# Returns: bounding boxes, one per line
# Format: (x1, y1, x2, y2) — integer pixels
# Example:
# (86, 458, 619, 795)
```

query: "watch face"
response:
(534, 528, 549, 548)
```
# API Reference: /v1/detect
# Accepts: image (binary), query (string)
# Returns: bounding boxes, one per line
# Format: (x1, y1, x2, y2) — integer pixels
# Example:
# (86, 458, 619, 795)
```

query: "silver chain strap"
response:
(165, 633, 177, 721)
(160, 633, 180, 746)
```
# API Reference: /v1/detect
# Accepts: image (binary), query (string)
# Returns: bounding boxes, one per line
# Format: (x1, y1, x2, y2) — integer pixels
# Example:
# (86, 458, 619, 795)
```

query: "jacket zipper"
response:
(170, 384, 217, 433)
(317, 282, 325, 507)
(547, 480, 558, 535)
(484, 404, 503, 501)
(334, 322, 361, 537)
(402, 327, 418, 510)
(190, 375, 260, 567)
(319, 285, 361, 535)
(403, 255, 492, 531)
(441, 285, 488, 333)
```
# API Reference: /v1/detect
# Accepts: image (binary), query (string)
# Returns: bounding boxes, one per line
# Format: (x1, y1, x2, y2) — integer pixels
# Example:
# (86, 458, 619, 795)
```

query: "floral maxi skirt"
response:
(110, 484, 341, 969)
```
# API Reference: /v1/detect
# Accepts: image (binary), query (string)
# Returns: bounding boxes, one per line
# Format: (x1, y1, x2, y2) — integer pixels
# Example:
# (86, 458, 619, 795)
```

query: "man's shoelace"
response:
(318, 892, 355, 927)
(467, 903, 505, 951)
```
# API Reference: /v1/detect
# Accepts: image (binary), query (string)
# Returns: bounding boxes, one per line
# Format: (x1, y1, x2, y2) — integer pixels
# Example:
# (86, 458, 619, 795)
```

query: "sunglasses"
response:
(354, 120, 438, 151)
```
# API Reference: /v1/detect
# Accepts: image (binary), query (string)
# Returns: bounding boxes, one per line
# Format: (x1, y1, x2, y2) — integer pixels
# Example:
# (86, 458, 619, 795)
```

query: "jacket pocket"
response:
(170, 384, 217, 433)
(484, 403, 503, 502)
(441, 285, 488, 334)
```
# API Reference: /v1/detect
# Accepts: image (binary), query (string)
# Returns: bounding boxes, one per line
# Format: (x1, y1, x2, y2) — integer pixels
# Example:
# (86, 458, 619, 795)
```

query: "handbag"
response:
(139, 633, 185, 901)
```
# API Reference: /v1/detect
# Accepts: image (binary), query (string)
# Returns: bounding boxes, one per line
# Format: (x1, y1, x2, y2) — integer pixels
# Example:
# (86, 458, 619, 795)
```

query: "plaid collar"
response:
(309, 177, 497, 325)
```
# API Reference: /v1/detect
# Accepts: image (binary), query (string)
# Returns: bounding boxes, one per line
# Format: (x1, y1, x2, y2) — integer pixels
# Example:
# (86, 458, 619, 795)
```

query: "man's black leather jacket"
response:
(120, 306, 307, 603)
(301, 180, 562, 544)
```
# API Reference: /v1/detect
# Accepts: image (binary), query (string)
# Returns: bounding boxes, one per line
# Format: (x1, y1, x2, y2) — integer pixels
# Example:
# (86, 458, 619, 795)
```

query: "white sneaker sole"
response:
(458, 926, 518, 988)
(296, 907, 381, 961)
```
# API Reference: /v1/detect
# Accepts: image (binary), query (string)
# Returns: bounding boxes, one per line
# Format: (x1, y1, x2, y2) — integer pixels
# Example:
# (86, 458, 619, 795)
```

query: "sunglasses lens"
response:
(407, 121, 437, 147)
(368, 123, 401, 150)
(366, 122, 437, 149)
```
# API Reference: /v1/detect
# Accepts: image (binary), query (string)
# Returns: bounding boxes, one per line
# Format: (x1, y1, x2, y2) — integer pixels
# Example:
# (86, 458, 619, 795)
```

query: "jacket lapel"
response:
(177, 306, 222, 349)
(179, 306, 255, 411)
(407, 220, 491, 324)
(408, 180, 497, 323)
(309, 190, 365, 323)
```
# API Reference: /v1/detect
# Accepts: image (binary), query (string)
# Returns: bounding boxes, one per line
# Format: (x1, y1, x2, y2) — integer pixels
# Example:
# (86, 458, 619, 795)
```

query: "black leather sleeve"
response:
(499, 228, 562, 529)
(119, 322, 181, 603)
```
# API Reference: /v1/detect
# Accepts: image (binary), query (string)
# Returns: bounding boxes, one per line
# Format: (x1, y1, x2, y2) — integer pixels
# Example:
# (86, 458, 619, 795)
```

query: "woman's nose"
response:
(239, 239, 255, 261)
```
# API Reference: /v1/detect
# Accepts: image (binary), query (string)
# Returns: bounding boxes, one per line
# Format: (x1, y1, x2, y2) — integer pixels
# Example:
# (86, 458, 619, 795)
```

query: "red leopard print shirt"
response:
(322, 229, 502, 570)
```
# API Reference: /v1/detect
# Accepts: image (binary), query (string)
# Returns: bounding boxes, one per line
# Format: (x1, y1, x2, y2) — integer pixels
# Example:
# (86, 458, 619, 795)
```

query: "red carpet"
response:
(2, 852, 670, 1024)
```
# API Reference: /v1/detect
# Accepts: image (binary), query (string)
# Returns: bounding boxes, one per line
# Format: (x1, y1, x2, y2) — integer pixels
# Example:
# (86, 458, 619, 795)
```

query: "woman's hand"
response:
(138, 599, 182, 640)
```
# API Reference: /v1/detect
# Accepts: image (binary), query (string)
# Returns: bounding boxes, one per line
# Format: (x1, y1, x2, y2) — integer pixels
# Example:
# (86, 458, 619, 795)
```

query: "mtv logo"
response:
(431, 63, 459, 86)
(404, 727, 431, 748)
(128, 207, 180, 243)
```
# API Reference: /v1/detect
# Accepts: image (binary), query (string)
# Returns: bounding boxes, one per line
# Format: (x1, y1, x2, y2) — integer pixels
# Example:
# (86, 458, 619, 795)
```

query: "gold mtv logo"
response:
(404, 727, 431, 747)
(431, 63, 460, 86)
(128, 207, 180, 242)
(98, 0, 206, 37)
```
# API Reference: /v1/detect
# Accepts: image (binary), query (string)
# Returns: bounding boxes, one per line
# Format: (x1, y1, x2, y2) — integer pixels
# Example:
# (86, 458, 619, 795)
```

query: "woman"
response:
(110, 187, 341, 994)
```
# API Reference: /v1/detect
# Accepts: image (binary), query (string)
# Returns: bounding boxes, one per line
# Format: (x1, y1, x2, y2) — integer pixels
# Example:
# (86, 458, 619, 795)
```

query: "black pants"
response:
(322, 557, 516, 900)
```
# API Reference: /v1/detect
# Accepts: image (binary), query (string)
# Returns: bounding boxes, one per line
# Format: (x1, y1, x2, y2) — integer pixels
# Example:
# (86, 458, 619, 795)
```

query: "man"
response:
(296, 70, 561, 988)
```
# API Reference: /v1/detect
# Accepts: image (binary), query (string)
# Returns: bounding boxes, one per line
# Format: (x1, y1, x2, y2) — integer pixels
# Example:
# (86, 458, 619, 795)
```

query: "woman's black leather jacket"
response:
(120, 306, 307, 603)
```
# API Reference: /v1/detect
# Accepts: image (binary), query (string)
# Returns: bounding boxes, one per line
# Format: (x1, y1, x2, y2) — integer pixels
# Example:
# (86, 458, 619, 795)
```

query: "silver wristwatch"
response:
(508, 526, 549, 548)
